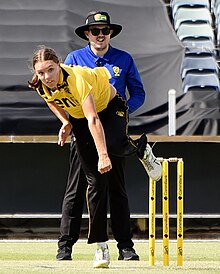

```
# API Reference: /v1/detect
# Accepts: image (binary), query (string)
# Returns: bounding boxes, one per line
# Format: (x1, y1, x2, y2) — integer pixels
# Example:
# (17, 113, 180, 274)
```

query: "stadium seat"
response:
(177, 22, 214, 41)
(214, 15, 220, 45)
(181, 55, 219, 79)
(171, 0, 210, 18)
(214, 4, 220, 28)
(183, 72, 220, 93)
(174, 7, 212, 31)
(186, 85, 220, 92)
(213, 0, 220, 17)
(210, 0, 216, 12)
(182, 37, 215, 54)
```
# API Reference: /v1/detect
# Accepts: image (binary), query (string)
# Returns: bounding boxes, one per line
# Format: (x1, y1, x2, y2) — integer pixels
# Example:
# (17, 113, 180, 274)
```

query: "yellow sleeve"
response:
(93, 67, 112, 80)
(74, 72, 93, 105)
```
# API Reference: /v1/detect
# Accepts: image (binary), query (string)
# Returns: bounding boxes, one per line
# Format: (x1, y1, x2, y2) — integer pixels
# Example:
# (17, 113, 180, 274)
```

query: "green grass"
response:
(0, 240, 220, 273)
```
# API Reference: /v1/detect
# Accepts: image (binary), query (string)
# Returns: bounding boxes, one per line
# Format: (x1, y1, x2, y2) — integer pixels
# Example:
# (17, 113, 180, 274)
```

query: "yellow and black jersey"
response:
(36, 64, 112, 118)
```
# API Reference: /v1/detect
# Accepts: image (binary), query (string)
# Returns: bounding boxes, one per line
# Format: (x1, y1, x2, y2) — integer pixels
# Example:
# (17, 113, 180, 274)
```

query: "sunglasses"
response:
(89, 27, 111, 36)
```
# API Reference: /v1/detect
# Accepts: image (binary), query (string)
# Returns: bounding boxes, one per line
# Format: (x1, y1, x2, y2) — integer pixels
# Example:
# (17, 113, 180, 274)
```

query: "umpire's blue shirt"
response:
(64, 44, 145, 114)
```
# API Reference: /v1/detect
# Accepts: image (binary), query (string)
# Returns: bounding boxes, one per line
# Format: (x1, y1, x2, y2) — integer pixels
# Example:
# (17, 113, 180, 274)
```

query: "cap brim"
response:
(75, 23, 122, 41)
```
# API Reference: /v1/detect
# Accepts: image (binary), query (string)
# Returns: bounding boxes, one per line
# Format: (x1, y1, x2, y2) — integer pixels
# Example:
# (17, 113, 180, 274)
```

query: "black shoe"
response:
(56, 246, 72, 260)
(135, 134, 148, 159)
(118, 248, 140, 261)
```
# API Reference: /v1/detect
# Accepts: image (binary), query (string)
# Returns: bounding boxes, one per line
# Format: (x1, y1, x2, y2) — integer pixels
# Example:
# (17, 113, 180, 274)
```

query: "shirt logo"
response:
(113, 66, 120, 77)
(54, 97, 80, 108)
(116, 111, 125, 117)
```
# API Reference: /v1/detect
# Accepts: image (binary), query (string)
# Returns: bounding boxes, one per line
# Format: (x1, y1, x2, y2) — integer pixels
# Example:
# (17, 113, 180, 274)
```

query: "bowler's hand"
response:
(98, 153, 112, 174)
(58, 122, 72, 146)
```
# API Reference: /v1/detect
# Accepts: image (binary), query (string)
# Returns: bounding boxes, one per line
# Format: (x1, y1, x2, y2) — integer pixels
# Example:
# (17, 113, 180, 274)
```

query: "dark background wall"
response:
(3, 0, 220, 136)
(0, 141, 219, 215)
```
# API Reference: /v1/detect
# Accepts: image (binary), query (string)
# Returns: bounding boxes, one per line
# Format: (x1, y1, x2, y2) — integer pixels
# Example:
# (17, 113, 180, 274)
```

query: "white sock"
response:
(97, 242, 107, 249)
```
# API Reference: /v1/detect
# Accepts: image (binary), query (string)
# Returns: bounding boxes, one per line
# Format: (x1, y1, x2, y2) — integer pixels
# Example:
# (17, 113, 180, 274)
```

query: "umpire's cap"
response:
(75, 11, 122, 41)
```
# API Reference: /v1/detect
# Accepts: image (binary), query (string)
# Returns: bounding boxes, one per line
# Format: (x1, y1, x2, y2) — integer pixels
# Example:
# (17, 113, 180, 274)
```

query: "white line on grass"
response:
(0, 239, 220, 243)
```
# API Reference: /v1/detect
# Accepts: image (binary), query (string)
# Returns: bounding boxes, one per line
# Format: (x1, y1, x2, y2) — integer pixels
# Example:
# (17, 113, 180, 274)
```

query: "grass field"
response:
(0, 240, 220, 274)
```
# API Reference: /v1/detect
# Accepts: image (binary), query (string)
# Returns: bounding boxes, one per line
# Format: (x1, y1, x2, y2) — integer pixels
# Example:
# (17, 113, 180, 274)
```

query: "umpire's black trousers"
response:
(59, 94, 137, 248)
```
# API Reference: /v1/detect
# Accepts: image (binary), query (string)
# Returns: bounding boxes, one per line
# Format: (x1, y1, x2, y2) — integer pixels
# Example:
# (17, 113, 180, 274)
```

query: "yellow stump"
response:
(149, 178, 156, 266)
(177, 159, 184, 266)
(148, 157, 184, 267)
(162, 160, 169, 266)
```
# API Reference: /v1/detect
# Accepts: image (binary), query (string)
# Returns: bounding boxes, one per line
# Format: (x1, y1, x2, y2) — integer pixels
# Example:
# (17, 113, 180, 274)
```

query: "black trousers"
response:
(58, 95, 137, 248)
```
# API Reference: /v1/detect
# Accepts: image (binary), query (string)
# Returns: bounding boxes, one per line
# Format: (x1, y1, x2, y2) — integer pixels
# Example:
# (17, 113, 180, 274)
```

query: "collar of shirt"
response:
(56, 66, 69, 90)
(86, 44, 111, 66)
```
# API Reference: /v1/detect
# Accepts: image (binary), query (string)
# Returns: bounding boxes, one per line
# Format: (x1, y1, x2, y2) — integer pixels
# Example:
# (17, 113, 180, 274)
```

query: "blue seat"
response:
(186, 86, 220, 92)
(171, 0, 210, 18)
(214, 15, 220, 45)
(174, 7, 212, 31)
(177, 22, 214, 41)
(213, 0, 220, 18)
(181, 55, 219, 78)
(182, 36, 215, 54)
(183, 72, 220, 93)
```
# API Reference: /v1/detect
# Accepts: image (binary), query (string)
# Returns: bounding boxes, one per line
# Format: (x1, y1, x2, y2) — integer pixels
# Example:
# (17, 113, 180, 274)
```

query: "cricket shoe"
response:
(118, 247, 139, 261)
(56, 246, 72, 260)
(136, 134, 162, 182)
(93, 245, 110, 268)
